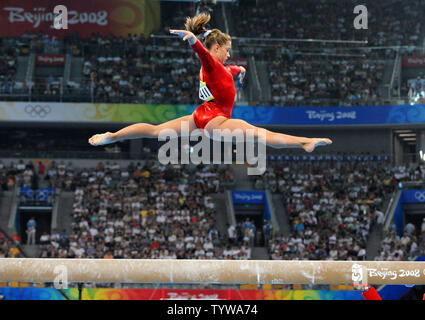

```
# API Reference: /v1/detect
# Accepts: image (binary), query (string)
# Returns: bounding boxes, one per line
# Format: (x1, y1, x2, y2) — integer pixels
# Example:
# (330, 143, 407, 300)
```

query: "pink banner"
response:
(226, 58, 249, 67)
(402, 56, 425, 67)
(36, 54, 66, 65)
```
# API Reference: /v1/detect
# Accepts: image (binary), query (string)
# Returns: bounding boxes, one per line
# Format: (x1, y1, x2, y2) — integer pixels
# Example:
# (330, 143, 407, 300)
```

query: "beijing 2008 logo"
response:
(25, 104, 52, 118)
(351, 263, 363, 282)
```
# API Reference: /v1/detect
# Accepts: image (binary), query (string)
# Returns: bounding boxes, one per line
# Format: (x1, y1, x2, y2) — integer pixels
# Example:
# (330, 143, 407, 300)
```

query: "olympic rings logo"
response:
(25, 104, 52, 118)
(414, 191, 425, 202)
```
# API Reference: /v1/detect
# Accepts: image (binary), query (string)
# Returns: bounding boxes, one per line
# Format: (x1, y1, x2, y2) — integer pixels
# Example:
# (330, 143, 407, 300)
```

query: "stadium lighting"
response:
(394, 130, 413, 133)
(399, 133, 417, 137)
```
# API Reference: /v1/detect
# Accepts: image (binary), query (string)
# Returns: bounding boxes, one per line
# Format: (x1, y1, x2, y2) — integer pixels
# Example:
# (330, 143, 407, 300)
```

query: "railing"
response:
(389, 50, 401, 101)
(0, 76, 96, 103)
(25, 53, 35, 87)
(383, 189, 401, 231)
(221, 2, 230, 35)
(225, 190, 236, 226)
(249, 56, 261, 102)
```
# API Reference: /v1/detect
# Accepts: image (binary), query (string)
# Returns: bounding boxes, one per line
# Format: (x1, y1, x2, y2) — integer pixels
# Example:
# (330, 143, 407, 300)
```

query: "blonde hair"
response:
(185, 13, 231, 49)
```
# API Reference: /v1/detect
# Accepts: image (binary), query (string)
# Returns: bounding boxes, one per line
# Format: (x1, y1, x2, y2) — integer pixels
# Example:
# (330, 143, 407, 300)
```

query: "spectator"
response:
(26, 216, 37, 245)
(374, 208, 385, 227)
(104, 251, 114, 259)
(227, 224, 236, 244)
(40, 232, 50, 245)
(11, 232, 21, 244)
(8, 245, 21, 258)
(38, 161, 45, 176)
(263, 220, 272, 247)
(404, 222, 416, 236)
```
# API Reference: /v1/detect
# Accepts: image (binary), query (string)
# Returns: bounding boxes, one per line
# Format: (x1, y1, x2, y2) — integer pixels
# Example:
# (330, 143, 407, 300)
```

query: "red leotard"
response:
(190, 39, 242, 129)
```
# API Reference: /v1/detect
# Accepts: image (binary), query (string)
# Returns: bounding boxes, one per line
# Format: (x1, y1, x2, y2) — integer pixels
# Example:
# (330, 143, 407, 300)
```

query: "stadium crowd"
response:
(267, 56, 384, 107)
(0, 232, 22, 258)
(0, 159, 39, 190)
(74, 34, 200, 104)
(375, 220, 425, 261)
(1, 1, 423, 106)
(1, 157, 424, 263)
(33, 160, 249, 260)
(0, 37, 19, 95)
(231, 0, 425, 106)
(64, 4, 199, 104)
(232, 0, 423, 58)
(252, 158, 425, 260)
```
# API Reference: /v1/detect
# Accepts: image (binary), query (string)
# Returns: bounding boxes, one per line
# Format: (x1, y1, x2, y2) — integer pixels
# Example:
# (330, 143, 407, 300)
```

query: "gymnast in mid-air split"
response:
(89, 13, 332, 153)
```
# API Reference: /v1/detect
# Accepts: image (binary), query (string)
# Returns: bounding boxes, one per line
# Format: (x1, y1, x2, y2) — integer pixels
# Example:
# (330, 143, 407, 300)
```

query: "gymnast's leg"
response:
(89, 115, 197, 146)
(204, 116, 332, 152)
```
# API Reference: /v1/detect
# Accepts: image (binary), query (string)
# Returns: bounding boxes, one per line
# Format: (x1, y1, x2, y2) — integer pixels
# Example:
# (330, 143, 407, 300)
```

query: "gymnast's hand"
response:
(237, 66, 246, 88)
(88, 132, 116, 146)
(170, 29, 197, 45)
(239, 66, 246, 78)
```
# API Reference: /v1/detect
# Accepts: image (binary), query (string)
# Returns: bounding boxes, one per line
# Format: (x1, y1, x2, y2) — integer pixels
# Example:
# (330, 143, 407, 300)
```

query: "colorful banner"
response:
(0, 0, 160, 39)
(36, 54, 66, 66)
(0, 288, 365, 300)
(402, 56, 425, 67)
(1, 102, 425, 126)
(0, 102, 196, 124)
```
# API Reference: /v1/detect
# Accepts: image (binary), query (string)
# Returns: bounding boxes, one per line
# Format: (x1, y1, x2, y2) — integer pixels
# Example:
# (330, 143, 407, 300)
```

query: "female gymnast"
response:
(89, 13, 332, 152)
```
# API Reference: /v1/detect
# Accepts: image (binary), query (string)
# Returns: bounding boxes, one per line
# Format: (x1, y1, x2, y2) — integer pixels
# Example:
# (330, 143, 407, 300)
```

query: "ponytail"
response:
(185, 13, 231, 49)
(185, 12, 210, 36)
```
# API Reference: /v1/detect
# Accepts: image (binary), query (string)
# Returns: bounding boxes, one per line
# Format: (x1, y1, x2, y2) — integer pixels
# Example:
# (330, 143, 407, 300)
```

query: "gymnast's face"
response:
(212, 41, 231, 64)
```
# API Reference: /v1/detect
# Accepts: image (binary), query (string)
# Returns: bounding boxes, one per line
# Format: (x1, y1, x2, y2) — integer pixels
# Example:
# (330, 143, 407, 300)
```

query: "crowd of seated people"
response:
(252, 157, 425, 260)
(36, 160, 244, 260)
(232, 0, 423, 59)
(0, 159, 39, 190)
(375, 220, 425, 261)
(407, 76, 425, 105)
(1, 155, 422, 260)
(75, 35, 200, 104)
(0, 33, 64, 98)
(0, 1, 422, 106)
(61, 4, 201, 104)
(1, 155, 424, 266)
(231, 0, 424, 106)
(0, 38, 19, 95)
(0, 232, 23, 258)
(267, 56, 384, 106)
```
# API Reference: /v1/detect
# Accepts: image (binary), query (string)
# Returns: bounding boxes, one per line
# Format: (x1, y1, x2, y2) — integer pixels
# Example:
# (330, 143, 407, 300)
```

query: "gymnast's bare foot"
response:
(88, 132, 116, 146)
(302, 138, 332, 153)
